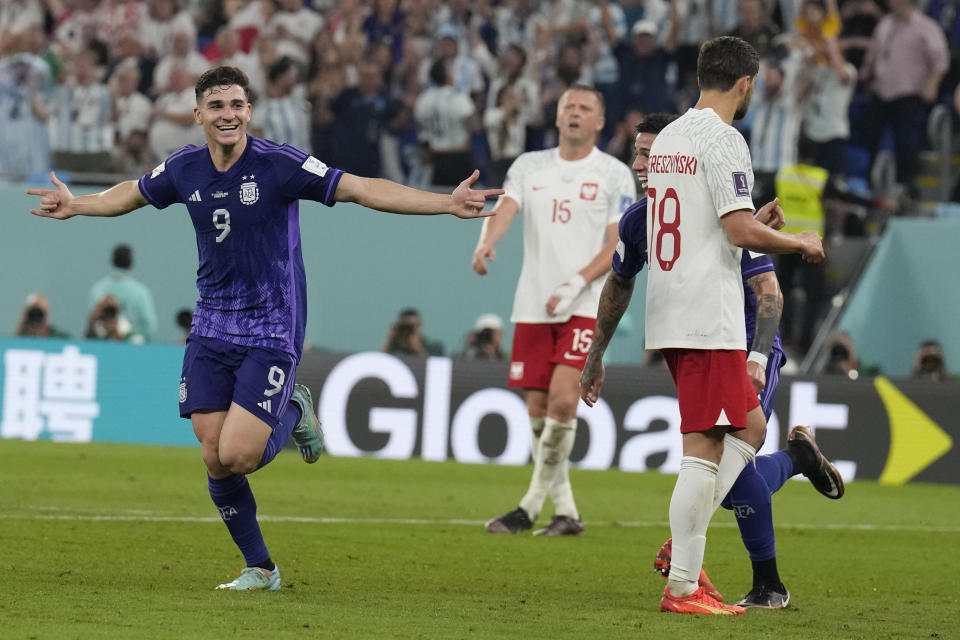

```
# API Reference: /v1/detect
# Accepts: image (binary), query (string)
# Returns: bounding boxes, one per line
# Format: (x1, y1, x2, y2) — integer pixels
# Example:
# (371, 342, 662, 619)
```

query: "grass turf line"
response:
(1, 440, 958, 639)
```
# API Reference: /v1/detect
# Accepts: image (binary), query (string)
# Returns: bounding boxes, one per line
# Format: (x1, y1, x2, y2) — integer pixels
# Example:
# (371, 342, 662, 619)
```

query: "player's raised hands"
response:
(450, 170, 503, 219)
(755, 197, 785, 230)
(27, 172, 75, 220)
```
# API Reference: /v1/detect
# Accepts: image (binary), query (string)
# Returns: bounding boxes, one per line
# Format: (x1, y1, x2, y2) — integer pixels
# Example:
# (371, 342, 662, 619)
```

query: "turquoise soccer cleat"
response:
(215, 566, 281, 591)
(290, 384, 325, 463)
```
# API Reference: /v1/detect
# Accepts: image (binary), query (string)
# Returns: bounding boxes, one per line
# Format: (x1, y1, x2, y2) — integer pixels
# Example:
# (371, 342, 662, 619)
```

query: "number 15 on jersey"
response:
(647, 187, 680, 271)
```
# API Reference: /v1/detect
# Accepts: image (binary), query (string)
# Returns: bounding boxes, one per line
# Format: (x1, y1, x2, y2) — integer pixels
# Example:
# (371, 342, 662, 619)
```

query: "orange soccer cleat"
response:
(654, 538, 724, 602)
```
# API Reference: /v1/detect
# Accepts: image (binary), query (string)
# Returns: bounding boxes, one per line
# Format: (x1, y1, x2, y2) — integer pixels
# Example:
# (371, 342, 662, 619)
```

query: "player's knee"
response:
(546, 395, 578, 422)
(218, 448, 259, 475)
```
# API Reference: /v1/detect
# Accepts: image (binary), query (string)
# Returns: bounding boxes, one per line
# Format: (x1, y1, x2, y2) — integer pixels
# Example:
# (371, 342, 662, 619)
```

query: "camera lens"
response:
(26, 307, 45, 323)
(102, 305, 118, 320)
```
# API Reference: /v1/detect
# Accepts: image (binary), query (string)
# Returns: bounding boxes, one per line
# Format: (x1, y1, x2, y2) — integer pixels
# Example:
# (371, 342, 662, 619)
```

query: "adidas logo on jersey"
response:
(258, 400, 272, 413)
(188, 190, 202, 202)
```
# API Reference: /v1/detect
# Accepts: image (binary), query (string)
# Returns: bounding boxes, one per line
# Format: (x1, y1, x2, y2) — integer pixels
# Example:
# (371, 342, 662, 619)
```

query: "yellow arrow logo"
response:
(875, 376, 953, 485)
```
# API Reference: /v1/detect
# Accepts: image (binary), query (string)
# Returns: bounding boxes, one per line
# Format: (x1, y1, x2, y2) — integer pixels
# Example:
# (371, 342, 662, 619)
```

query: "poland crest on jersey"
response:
(240, 181, 259, 205)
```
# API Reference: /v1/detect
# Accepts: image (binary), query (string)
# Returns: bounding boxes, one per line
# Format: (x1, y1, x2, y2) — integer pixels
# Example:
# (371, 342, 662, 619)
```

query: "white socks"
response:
(667, 456, 718, 596)
(712, 433, 757, 511)
(519, 417, 579, 520)
(667, 435, 757, 597)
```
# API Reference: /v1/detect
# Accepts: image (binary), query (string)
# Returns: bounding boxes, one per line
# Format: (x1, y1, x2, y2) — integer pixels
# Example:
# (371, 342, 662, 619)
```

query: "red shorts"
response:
(508, 316, 596, 390)
(662, 348, 760, 433)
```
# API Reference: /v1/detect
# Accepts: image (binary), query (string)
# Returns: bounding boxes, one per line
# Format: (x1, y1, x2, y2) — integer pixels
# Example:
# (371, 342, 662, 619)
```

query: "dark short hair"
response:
(697, 36, 760, 92)
(562, 84, 605, 112)
(112, 244, 132, 270)
(195, 66, 252, 103)
(636, 112, 678, 135)
(267, 56, 297, 84)
(428, 58, 448, 86)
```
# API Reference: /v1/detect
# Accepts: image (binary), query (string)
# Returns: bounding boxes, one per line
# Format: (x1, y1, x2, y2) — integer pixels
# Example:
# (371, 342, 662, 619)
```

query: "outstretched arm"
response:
(580, 271, 635, 407)
(28, 172, 147, 220)
(746, 270, 783, 393)
(722, 209, 825, 262)
(472, 195, 520, 275)
(334, 170, 503, 219)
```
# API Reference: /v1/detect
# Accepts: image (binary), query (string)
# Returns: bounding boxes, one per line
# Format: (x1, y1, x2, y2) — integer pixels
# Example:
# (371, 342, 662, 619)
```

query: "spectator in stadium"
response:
(421, 23, 485, 99)
(329, 59, 405, 178)
(748, 50, 808, 206)
(110, 58, 153, 174)
(615, 18, 679, 117)
(362, 0, 405, 64)
(14, 293, 70, 338)
(212, 27, 264, 99)
(860, 0, 949, 196)
(414, 58, 476, 187)
(53, 0, 100, 61)
(89, 244, 158, 343)
(267, 0, 325, 68)
(823, 331, 859, 377)
(484, 84, 529, 188)
(912, 341, 948, 382)
(837, 0, 883, 71)
(775, 137, 829, 353)
(484, 42, 542, 138)
(798, 33, 856, 175)
(85, 294, 136, 341)
(27, 65, 500, 592)
(0, 43, 52, 177)
(583, 111, 843, 611)
(458, 313, 506, 361)
(474, 85, 636, 538)
(138, 0, 197, 62)
(604, 107, 645, 166)
(148, 65, 205, 161)
(152, 28, 210, 95)
(382, 308, 445, 357)
(582, 0, 628, 135)
(0, 0, 45, 54)
(257, 56, 311, 151)
(726, 0, 781, 58)
(95, 0, 145, 65)
(48, 49, 114, 174)
(174, 307, 193, 344)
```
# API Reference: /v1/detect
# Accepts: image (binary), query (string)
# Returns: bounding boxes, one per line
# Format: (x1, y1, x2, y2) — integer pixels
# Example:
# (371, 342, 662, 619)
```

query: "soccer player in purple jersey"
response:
(27, 66, 503, 591)
(580, 113, 844, 609)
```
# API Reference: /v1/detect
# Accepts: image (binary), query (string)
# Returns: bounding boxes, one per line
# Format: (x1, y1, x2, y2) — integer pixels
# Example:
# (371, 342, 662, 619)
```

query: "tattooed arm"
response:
(746, 270, 784, 393)
(580, 272, 635, 407)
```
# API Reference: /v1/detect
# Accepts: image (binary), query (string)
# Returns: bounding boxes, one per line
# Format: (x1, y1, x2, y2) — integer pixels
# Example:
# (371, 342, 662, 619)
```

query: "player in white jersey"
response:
(472, 85, 636, 537)
(642, 37, 823, 615)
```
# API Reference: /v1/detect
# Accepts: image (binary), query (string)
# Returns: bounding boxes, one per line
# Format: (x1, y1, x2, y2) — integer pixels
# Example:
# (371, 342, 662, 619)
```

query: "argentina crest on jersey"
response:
(240, 175, 259, 205)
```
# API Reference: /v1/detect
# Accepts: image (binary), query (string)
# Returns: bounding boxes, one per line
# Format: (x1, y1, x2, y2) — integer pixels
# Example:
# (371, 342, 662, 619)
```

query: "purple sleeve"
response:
(275, 145, 345, 206)
(612, 198, 648, 278)
(741, 249, 775, 282)
(137, 157, 183, 209)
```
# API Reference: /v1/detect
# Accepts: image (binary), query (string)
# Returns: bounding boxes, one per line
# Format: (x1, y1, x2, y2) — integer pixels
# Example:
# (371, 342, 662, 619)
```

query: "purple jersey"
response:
(612, 197, 785, 360)
(138, 135, 343, 359)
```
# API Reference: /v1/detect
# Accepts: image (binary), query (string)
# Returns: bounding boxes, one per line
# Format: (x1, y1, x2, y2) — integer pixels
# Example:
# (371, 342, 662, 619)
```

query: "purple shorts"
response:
(179, 335, 298, 429)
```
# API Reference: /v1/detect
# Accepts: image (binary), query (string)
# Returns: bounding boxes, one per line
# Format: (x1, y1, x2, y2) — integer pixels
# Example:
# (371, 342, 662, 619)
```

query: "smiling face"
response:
(631, 131, 658, 189)
(194, 84, 251, 149)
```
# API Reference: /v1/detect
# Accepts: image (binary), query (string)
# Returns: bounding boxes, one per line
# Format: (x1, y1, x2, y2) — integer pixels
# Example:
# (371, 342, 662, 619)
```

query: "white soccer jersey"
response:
(503, 147, 636, 323)
(644, 108, 755, 350)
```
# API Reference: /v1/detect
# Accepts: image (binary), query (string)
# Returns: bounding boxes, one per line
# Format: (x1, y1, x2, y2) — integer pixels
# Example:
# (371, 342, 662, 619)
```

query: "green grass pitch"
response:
(1, 440, 958, 639)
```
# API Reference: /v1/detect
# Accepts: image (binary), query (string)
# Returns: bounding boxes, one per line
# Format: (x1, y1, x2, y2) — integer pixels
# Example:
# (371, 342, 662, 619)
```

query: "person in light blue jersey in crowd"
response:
(27, 65, 502, 592)
(581, 112, 844, 610)
(89, 244, 158, 343)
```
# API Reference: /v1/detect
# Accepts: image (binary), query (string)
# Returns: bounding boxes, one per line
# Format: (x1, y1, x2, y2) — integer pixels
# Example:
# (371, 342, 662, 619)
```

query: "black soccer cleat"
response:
(788, 425, 845, 499)
(532, 515, 584, 536)
(485, 507, 534, 534)
(736, 585, 791, 609)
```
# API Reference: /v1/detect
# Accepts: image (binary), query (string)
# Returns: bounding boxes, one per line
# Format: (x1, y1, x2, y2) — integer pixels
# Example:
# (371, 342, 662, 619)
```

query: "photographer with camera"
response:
(912, 341, 948, 382)
(15, 294, 69, 338)
(459, 313, 505, 361)
(85, 294, 136, 342)
(381, 308, 444, 357)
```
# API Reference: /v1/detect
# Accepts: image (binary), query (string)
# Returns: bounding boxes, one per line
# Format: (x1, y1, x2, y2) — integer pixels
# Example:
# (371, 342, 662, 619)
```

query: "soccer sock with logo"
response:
(518, 417, 547, 519)
(667, 456, 719, 597)
(711, 433, 757, 511)
(727, 461, 777, 563)
(755, 450, 795, 494)
(208, 474, 271, 568)
(257, 401, 301, 469)
(542, 418, 579, 520)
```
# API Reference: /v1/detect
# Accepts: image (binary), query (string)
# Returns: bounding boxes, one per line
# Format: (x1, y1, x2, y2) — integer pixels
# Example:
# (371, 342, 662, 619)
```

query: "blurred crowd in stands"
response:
(3, 0, 958, 375)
